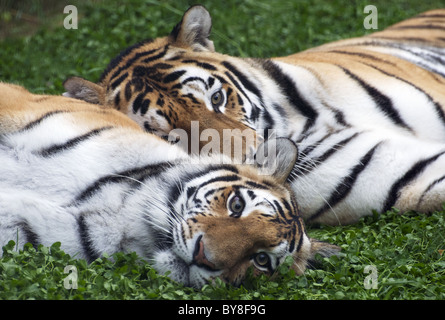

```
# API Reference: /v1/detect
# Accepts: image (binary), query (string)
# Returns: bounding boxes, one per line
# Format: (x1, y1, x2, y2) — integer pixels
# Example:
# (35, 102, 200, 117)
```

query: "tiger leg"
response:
(389, 149, 445, 213)
(0, 189, 79, 254)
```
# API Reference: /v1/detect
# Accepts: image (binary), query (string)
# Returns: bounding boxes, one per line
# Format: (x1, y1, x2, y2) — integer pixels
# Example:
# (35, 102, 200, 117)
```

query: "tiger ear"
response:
(169, 5, 215, 52)
(292, 238, 341, 275)
(306, 238, 341, 270)
(309, 239, 341, 260)
(63, 76, 105, 105)
(253, 138, 298, 183)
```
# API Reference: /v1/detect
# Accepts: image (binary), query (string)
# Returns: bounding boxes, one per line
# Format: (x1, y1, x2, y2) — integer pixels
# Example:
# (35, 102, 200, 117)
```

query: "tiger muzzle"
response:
(192, 235, 218, 271)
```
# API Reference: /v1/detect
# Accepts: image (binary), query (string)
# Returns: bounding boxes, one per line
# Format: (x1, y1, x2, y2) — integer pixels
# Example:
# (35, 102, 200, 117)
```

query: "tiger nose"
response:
(193, 235, 218, 271)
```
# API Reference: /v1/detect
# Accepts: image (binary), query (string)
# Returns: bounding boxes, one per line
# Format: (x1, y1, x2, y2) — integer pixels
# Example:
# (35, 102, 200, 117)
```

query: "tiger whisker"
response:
(112, 174, 184, 230)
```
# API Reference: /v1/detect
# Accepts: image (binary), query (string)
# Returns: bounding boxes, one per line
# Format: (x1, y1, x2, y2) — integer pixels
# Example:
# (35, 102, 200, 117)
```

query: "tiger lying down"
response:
(0, 83, 338, 288)
(65, 6, 445, 225)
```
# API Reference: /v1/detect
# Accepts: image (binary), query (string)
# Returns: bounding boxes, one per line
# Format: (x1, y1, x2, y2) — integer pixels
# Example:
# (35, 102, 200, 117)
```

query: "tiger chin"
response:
(0, 83, 338, 288)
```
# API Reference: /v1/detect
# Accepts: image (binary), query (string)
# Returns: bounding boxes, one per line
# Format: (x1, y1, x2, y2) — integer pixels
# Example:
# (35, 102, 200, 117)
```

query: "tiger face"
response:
(156, 169, 300, 287)
(150, 139, 338, 288)
(64, 6, 277, 159)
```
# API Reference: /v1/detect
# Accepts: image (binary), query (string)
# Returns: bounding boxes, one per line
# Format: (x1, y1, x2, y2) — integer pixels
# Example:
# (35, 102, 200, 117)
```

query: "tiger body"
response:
(65, 7, 445, 225)
(0, 83, 338, 288)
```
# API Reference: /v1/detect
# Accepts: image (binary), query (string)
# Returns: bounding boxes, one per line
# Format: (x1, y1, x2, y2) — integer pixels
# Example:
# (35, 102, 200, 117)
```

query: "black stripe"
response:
(18, 221, 39, 248)
(288, 231, 296, 253)
(362, 42, 445, 76)
(281, 198, 294, 217)
(296, 231, 304, 253)
(355, 41, 445, 78)
(206, 164, 240, 175)
(316, 133, 359, 163)
(75, 162, 171, 203)
(151, 63, 175, 70)
(299, 132, 331, 157)
(392, 24, 445, 32)
(114, 92, 120, 107)
(19, 111, 65, 132)
(330, 50, 396, 66)
(369, 36, 434, 44)
(261, 108, 275, 130)
(110, 72, 128, 90)
(38, 127, 112, 157)
(108, 46, 169, 83)
(418, 174, 445, 206)
(247, 190, 256, 200)
(78, 214, 100, 262)
(224, 71, 253, 107)
(294, 212, 305, 253)
(182, 59, 217, 71)
(100, 39, 155, 82)
(142, 45, 170, 64)
(196, 175, 241, 191)
(132, 93, 144, 114)
(163, 70, 186, 83)
(340, 67, 412, 131)
(425, 175, 445, 195)
(245, 180, 272, 190)
(273, 200, 287, 221)
(295, 132, 359, 177)
(182, 76, 208, 89)
(208, 77, 215, 89)
(203, 187, 225, 200)
(308, 143, 380, 223)
(383, 150, 445, 212)
(333, 108, 349, 127)
(222, 61, 263, 101)
(187, 186, 197, 199)
(140, 99, 150, 116)
(183, 93, 200, 104)
(133, 66, 155, 79)
(259, 59, 318, 130)
(416, 13, 445, 19)
(361, 61, 445, 128)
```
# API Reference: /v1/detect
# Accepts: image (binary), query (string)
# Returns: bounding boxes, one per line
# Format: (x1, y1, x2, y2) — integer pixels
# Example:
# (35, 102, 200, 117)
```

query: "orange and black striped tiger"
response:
(64, 6, 445, 225)
(0, 82, 339, 288)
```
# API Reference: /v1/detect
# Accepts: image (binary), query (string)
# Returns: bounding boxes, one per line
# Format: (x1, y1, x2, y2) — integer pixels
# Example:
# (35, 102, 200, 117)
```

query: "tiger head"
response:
(64, 5, 283, 160)
(152, 138, 339, 288)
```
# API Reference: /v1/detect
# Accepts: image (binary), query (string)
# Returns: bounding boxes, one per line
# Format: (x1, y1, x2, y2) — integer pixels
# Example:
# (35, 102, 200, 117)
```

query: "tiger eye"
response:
(254, 252, 270, 267)
(229, 195, 245, 216)
(211, 90, 223, 106)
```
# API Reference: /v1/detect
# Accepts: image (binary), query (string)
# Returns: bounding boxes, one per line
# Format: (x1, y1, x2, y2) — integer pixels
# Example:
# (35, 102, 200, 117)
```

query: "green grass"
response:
(1, 0, 445, 300)
(1, 209, 444, 300)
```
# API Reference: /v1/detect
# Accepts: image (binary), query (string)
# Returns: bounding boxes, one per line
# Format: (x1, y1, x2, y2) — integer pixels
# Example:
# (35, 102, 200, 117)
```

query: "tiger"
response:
(0, 82, 339, 288)
(64, 6, 445, 225)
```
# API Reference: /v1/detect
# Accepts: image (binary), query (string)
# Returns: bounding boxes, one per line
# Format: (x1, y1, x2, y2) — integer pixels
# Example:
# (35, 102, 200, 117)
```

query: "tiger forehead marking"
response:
(101, 46, 249, 134)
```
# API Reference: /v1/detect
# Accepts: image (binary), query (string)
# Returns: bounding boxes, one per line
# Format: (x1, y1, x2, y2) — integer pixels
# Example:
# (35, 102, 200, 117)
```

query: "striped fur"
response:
(65, 6, 445, 225)
(0, 83, 338, 288)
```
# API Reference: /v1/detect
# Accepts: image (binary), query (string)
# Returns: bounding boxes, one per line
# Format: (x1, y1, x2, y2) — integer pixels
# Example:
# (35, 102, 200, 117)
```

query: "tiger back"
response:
(64, 7, 445, 225)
